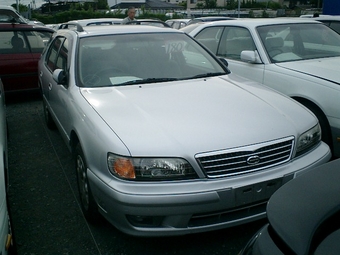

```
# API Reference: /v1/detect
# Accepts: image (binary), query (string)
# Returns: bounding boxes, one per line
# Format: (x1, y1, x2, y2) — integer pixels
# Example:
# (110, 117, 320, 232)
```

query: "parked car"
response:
(0, 5, 27, 24)
(185, 18, 340, 158)
(38, 24, 330, 236)
(25, 19, 45, 26)
(0, 78, 15, 254)
(125, 19, 171, 28)
(239, 158, 340, 255)
(165, 19, 191, 29)
(58, 18, 123, 29)
(0, 20, 54, 92)
(309, 15, 340, 34)
(179, 22, 208, 34)
(45, 23, 60, 31)
(187, 16, 235, 25)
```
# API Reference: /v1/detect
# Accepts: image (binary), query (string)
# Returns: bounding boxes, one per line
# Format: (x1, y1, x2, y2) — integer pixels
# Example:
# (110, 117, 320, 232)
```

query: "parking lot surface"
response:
(6, 92, 265, 255)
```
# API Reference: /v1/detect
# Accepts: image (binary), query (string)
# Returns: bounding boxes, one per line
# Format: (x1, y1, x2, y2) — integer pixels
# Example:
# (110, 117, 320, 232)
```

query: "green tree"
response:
(97, 0, 109, 9)
(11, 3, 28, 12)
(205, 0, 217, 8)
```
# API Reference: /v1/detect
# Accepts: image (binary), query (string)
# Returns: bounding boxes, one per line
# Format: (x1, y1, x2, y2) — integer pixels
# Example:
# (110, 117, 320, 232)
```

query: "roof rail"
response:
(59, 22, 84, 32)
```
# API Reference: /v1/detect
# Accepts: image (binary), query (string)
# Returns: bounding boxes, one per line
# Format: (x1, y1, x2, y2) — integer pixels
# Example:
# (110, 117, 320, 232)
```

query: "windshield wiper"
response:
(115, 77, 178, 86)
(187, 72, 226, 79)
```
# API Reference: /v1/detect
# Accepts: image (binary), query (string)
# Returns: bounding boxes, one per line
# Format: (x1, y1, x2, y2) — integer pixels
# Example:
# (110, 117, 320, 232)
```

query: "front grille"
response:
(196, 137, 294, 178)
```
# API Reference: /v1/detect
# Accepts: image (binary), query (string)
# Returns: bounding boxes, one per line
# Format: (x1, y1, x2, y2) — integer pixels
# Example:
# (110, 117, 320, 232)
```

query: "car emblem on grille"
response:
(247, 155, 261, 165)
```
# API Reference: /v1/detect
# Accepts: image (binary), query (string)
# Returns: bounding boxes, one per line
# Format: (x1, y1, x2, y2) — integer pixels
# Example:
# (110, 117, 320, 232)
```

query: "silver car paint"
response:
(39, 26, 331, 236)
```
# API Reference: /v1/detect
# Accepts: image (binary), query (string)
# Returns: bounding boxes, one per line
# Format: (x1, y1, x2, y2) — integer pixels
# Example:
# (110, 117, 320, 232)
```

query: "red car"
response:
(0, 18, 54, 92)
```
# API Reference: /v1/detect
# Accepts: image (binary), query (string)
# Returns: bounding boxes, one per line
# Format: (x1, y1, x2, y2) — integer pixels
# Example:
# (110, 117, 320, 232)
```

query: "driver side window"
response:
(46, 37, 67, 72)
(217, 27, 255, 60)
(55, 38, 68, 70)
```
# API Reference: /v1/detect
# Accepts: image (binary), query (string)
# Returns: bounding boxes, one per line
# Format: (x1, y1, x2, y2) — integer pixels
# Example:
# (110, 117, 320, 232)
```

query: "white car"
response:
(0, 78, 14, 254)
(165, 19, 191, 29)
(299, 15, 340, 33)
(58, 18, 123, 29)
(185, 18, 340, 157)
(0, 5, 27, 23)
(38, 25, 330, 236)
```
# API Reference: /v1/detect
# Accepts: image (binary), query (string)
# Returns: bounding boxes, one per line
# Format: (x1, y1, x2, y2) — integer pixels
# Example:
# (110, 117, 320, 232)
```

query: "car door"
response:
(41, 36, 71, 136)
(0, 30, 34, 92)
(194, 25, 265, 83)
(0, 29, 53, 92)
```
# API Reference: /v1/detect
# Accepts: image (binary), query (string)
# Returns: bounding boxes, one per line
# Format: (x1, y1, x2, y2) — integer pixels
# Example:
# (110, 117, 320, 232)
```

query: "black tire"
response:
(43, 100, 55, 129)
(75, 143, 100, 223)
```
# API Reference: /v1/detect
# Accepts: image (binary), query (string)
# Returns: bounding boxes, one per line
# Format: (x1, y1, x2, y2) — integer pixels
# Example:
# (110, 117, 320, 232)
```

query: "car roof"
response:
(266, 158, 340, 255)
(62, 24, 183, 37)
(300, 14, 340, 20)
(125, 19, 171, 27)
(0, 5, 27, 24)
(313, 15, 340, 21)
(187, 18, 322, 30)
(67, 18, 123, 25)
(0, 22, 54, 32)
(166, 19, 191, 22)
(0, 4, 18, 11)
(193, 16, 234, 20)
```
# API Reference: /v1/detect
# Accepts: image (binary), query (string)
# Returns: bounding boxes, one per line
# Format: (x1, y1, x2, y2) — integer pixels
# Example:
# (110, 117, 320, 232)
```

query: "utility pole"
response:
(187, 0, 191, 18)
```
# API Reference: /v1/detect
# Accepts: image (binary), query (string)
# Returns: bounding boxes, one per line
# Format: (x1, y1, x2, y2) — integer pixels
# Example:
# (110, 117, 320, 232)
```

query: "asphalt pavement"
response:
(5, 92, 265, 255)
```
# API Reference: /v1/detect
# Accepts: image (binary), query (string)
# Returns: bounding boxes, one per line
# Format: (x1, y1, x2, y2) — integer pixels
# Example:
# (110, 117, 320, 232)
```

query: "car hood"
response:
(266, 159, 340, 255)
(276, 57, 340, 85)
(80, 75, 315, 156)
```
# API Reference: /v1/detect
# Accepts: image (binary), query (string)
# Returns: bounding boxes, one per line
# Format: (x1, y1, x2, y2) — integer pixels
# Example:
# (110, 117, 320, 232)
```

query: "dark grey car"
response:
(239, 158, 340, 255)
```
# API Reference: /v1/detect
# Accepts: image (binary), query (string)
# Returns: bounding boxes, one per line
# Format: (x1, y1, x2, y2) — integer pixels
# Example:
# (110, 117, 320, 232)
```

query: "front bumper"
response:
(88, 142, 331, 236)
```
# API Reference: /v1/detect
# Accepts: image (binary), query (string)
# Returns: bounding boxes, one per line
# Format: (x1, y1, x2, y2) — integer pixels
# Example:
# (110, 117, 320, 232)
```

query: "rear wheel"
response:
(75, 143, 100, 223)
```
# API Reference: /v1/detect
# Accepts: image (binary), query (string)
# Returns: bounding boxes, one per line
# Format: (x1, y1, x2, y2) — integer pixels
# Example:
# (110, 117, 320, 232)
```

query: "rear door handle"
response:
(48, 83, 52, 90)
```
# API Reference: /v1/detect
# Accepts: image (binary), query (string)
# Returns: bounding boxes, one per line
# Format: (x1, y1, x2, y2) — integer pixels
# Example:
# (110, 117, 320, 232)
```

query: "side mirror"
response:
(241, 50, 262, 64)
(52, 69, 67, 85)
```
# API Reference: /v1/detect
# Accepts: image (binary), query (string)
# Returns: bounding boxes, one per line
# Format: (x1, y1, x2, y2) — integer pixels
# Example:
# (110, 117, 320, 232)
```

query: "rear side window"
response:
(0, 31, 29, 53)
(329, 21, 340, 34)
(195, 27, 224, 54)
(0, 30, 52, 54)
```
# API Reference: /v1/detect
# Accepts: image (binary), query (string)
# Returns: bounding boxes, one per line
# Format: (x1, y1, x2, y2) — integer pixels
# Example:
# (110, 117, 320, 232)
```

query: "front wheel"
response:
(75, 143, 100, 223)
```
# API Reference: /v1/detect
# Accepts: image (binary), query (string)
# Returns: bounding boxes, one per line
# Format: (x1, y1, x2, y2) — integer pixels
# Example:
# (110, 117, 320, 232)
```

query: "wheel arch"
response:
(70, 130, 80, 157)
(292, 96, 333, 152)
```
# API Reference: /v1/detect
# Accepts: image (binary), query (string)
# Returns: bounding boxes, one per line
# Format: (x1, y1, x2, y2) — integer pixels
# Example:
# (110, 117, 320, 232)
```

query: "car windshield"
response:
(257, 23, 340, 63)
(77, 32, 228, 87)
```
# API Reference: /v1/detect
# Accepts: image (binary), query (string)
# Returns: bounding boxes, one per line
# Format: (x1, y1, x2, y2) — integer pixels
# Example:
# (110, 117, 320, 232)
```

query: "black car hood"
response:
(266, 159, 340, 255)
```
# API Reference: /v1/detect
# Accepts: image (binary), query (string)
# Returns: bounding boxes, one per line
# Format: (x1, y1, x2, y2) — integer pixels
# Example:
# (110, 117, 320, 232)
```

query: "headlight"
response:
(107, 153, 198, 180)
(296, 124, 321, 157)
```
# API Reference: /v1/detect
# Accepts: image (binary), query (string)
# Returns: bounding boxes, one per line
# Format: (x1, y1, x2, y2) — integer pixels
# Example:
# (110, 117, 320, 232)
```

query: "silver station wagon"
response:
(38, 25, 331, 236)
